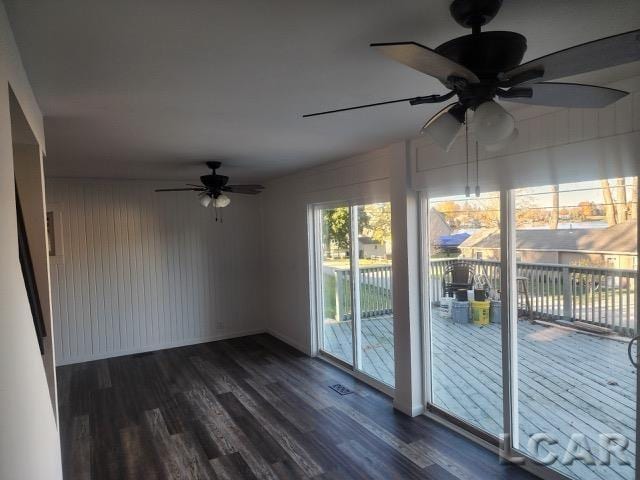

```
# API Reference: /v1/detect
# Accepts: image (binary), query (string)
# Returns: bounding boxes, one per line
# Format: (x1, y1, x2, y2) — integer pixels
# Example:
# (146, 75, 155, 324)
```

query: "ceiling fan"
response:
(304, 0, 640, 150)
(155, 161, 264, 209)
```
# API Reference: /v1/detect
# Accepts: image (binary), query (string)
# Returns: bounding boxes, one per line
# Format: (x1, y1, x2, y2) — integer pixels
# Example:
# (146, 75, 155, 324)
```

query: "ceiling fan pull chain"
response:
(475, 141, 480, 197)
(465, 111, 470, 198)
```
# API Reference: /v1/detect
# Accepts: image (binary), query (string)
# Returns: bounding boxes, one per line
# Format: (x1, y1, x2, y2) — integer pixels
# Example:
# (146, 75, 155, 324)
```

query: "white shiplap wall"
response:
(47, 179, 264, 365)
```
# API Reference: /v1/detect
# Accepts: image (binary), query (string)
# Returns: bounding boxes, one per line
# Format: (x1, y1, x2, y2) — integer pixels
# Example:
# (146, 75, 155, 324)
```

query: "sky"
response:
(431, 177, 637, 210)
(430, 176, 637, 231)
(515, 177, 637, 210)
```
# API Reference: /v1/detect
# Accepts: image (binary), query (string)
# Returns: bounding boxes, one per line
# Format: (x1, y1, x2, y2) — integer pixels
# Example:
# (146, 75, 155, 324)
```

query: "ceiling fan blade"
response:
(500, 82, 628, 108)
(303, 92, 455, 118)
(503, 28, 640, 85)
(154, 188, 205, 192)
(223, 186, 263, 192)
(370, 42, 480, 86)
(225, 184, 264, 189)
(303, 96, 422, 118)
(223, 188, 262, 195)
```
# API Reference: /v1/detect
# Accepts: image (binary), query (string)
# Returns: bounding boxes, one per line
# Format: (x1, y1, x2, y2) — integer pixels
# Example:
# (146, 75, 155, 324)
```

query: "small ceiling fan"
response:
(155, 161, 264, 208)
(304, 0, 640, 150)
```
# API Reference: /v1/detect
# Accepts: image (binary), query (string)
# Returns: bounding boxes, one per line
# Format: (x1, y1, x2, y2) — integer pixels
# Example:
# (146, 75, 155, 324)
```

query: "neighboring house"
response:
(459, 220, 637, 269)
(429, 208, 453, 242)
(359, 236, 389, 259)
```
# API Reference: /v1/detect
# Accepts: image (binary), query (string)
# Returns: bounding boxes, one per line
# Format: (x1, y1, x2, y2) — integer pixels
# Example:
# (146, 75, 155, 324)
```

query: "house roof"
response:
(434, 233, 471, 248)
(459, 220, 637, 254)
(429, 208, 452, 241)
(359, 236, 381, 245)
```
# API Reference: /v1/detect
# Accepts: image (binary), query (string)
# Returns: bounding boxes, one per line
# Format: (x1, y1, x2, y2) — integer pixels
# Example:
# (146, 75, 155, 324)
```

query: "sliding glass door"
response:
(511, 178, 637, 480)
(318, 204, 353, 365)
(424, 176, 638, 480)
(426, 192, 503, 437)
(315, 202, 395, 388)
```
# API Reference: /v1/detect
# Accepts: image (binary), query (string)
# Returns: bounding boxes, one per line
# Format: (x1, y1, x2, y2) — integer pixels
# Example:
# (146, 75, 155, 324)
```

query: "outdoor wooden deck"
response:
(325, 313, 636, 480)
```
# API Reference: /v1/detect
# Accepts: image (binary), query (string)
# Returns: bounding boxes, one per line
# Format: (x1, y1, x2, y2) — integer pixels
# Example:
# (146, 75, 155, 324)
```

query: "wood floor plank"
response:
(210, 453, 257, 480)
(58, 333, 538, 480)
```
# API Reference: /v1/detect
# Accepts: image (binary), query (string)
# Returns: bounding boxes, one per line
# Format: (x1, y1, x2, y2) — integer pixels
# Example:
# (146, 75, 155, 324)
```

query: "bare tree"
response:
(549, 185, 559, 229)
(631, 177, 638, 220)
(601, 179, 617, 226)
(615, 178, 628, 223)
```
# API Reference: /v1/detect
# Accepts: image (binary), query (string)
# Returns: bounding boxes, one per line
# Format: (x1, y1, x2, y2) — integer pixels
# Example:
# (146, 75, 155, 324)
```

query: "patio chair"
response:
(442, 262, 475, 298)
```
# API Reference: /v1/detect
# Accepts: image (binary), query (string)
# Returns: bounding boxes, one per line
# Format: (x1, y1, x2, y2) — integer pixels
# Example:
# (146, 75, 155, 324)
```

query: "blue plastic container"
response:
(451, 300, 469, 324)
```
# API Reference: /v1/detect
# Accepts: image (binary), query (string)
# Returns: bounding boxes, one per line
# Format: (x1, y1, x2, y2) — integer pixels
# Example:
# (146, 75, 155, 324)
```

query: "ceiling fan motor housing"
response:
(201, 161, 229, 193)
(436, 32, 527, 82)
(200, 174, 229, 190)
(442, 0, 527, 108)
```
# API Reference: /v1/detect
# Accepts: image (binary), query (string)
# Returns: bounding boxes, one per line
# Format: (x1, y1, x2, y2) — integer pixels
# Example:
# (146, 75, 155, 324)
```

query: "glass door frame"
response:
(310, 201, 394, 397)
(419, 188, 640, 480)
(419, 190, 507, 448)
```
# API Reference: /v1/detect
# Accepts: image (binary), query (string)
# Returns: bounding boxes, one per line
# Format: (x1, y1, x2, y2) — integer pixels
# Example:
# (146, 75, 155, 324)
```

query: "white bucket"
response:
(439, 297, 453, 318)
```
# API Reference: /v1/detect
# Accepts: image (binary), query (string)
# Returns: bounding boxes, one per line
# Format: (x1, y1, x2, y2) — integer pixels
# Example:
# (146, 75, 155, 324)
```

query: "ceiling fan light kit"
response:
(472, 100, 515, 145)
(484, 127, 519, 152)
(303, 0, 639, 151)
(155, 161, 264, 214)
(213, 194, 231, 208)
(199, 194, 212, 208)
(421, 108, 463, 151)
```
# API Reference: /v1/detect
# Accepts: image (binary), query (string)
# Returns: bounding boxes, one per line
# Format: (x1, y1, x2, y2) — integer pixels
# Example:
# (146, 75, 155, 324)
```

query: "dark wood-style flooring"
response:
(57, 334, 537, 479)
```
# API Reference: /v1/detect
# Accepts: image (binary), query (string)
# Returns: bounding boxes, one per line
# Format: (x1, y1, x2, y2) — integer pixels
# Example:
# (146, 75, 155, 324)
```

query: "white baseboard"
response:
(265, 329, 310, 355)
(55, 328, 267, 366)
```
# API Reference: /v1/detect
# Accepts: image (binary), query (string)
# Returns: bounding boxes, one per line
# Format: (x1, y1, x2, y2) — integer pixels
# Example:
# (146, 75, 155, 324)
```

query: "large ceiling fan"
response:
(155, 161, 264, 209)
(304, 0, 640, 150)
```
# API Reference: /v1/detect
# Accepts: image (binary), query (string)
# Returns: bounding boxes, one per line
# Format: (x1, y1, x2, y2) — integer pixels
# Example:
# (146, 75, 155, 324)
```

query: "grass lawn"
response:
(322, 271, 392, 320)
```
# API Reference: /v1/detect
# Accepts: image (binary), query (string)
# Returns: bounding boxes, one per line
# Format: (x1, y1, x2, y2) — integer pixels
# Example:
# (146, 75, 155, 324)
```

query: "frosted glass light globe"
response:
(422, 111, 462, 151)
(485, 128, 519, 152)
(472, 101, 515, 145)
(199, 195, 212, 208)
(213, 194, 231, 208)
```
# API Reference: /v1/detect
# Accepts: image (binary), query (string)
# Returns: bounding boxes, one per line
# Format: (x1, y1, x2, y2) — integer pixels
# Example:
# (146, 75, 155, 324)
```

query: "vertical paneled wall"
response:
(47, 179, 264, 365)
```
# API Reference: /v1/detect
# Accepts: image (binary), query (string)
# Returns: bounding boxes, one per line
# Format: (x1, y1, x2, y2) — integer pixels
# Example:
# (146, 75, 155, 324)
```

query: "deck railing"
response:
(429, 258, 637, 336)
(325, 265, 393, 321)
(326, 258, 637, 336)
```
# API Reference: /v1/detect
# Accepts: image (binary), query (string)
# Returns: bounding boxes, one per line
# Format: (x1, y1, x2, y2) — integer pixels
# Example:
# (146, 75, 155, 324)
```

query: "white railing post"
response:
(334, 269, 342, 322)
(562, 266, 572, 321)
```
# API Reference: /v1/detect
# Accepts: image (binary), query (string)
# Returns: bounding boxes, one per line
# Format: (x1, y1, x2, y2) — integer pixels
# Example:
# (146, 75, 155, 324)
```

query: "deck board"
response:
(325, 312, 637, 480)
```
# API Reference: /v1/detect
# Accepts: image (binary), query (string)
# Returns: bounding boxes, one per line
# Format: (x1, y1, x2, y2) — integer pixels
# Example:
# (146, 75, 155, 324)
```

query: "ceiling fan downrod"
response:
(450, 0, 503, 35)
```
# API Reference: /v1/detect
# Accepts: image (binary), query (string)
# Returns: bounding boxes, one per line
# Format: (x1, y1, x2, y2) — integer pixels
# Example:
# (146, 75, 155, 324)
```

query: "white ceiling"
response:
(5, 0, 640, 182)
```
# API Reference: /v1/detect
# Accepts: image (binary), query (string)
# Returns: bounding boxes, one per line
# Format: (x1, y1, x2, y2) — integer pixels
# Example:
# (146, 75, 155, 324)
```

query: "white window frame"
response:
(309, 200, 395, 397)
